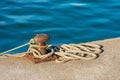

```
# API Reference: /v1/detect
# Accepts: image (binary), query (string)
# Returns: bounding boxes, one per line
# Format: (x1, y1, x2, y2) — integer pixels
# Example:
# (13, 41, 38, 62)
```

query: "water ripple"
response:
(0, 0, 120, 52)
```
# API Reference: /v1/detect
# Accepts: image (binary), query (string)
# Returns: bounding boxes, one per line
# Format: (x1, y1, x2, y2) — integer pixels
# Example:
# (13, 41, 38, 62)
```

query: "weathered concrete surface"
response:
(0, 38, 120, 80)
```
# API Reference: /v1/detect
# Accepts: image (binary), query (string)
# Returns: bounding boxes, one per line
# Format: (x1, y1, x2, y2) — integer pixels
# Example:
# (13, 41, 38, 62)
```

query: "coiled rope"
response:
(55, 43, 101, 63)
(0, 39, 102, 63)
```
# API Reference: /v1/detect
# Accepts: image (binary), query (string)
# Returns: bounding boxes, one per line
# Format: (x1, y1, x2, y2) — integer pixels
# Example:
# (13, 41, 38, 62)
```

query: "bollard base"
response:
(23, 53, 57, 64)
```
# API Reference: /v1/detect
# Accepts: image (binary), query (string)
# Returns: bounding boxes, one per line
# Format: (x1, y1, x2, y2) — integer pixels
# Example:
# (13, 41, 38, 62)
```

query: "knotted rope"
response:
(0, 39, 102, 63)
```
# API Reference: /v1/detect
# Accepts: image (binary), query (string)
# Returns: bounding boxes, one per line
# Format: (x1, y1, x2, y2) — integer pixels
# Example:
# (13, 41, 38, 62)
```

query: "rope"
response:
(0, 39, 102, 63)
(0, 39, 49, 57)
(55, 43, 101, 63)
(27, 42, 102, 63)
(0, 42, 29, 56)
(0, 39, 35, 56)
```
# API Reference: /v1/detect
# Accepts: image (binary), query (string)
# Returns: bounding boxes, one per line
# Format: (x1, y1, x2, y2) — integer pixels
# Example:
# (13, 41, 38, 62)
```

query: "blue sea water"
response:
(0, 0, 120, 53)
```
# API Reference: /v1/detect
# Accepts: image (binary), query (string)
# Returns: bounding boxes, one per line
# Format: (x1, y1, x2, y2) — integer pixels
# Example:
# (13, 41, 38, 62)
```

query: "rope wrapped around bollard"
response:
(0, 33, 103, 63)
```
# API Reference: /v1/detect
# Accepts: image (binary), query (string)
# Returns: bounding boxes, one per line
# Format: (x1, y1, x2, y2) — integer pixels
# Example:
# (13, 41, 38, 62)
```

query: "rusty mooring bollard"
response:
(34, 33, 50, 55)
(24, 33, 57, 63)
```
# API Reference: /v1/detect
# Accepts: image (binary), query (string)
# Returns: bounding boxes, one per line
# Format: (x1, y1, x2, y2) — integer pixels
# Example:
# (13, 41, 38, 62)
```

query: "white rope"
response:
(26, 43, 102, 63)
(54, 43, 101, 63)
(0, 39, 34, 56)
(29, 48, 54, 59)
(0, 38, 102, 63)
(0, 42, 29, 56)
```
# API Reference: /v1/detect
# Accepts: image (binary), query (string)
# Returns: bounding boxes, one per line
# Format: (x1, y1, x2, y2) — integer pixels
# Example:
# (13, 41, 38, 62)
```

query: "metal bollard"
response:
(34, 33, 50, 55)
